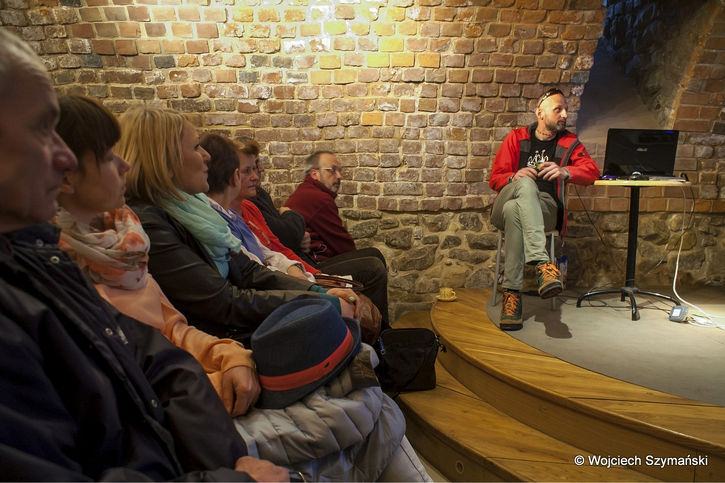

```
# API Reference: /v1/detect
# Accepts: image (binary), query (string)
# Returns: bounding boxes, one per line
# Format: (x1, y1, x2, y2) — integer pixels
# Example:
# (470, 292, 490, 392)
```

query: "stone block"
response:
(292, 26, 317, 40)
(417, 53, 440, 68)
(324, 21, 347, 35)
(394, 246, 437, 271)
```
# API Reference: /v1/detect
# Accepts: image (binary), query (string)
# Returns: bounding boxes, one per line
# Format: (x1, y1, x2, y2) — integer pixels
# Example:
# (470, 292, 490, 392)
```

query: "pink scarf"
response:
(56, 206, 150, 290)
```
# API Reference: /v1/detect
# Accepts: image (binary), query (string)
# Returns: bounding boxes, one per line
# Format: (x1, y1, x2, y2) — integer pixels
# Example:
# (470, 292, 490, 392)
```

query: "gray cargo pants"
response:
(490, 177, 558, 290)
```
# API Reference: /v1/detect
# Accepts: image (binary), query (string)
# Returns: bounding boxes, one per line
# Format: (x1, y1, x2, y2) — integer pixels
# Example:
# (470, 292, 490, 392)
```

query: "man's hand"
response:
(234, 456, 289, 482)
(513, 166, 538, 180)
(537, 162, 569, 181)
(279, 206, 292, 214)
(287, 265, 309, 281)
(326, 287, 356, 301)
(300, 231, 311, 253)
(221, 365, 260, 417)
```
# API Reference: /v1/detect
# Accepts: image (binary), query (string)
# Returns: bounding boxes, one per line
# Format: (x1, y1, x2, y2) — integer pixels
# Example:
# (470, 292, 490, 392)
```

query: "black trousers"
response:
(317, 247, 390, 331)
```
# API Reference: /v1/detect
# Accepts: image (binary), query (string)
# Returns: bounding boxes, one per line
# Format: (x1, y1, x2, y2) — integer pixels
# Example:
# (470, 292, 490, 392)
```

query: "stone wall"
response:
(1, 0, 723, 317)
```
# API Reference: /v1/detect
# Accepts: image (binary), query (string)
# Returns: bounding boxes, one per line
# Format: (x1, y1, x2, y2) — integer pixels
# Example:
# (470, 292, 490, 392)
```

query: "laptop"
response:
(602, 128, 680, 179)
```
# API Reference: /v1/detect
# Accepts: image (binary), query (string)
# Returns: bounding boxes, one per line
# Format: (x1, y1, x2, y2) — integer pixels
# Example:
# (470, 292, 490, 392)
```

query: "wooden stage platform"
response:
(395, 288, 725, 481)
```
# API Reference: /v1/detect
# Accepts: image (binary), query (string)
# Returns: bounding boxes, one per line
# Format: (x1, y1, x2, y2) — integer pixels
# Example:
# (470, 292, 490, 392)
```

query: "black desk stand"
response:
(576, 186, 680, 320)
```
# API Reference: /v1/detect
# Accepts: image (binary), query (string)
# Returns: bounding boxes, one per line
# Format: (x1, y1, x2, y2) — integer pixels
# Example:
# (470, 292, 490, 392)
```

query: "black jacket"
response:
(0, 225, 250, 481)
(250, 187, 308, 256)
(128, 200, 329, 343)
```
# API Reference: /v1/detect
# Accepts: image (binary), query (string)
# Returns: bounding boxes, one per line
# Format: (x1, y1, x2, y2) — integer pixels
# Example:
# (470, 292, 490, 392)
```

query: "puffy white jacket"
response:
(234, 345, 406, 481)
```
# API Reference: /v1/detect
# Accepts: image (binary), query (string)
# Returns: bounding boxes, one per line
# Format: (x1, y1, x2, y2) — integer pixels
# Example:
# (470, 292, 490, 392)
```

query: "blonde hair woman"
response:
(118, 106, 355, 345)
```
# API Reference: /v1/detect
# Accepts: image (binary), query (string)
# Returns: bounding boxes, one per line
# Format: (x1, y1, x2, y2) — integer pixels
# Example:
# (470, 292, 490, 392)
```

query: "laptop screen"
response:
(602, 128, 679, 177)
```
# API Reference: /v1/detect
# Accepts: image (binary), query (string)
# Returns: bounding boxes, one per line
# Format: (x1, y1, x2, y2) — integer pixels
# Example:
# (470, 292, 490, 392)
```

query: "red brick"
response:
(91, 39, 114, 55)
(115, 39, 137, 55)
(144, 23, 165, 37)
(95, 23, 118, 37)
(127, 5, 149, 21)
(71, 23, 95, 38)
(186, 40, 209, 54)
(196, 23, 218, 38)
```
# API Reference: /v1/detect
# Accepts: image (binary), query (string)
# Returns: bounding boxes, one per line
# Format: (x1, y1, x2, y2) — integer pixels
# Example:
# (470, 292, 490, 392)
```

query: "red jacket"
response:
(237, 200, 320, 275)
(284, 176, 356, 261)
(489, 124, 600, 235)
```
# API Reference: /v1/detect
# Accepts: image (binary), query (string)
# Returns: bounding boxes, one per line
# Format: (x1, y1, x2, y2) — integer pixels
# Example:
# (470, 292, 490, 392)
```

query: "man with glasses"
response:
(489, 87, 600, 331)
(285, 151, 355, 261)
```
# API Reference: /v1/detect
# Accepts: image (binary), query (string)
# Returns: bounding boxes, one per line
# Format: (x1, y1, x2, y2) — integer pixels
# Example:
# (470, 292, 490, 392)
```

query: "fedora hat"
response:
(251, 298, 361, 409)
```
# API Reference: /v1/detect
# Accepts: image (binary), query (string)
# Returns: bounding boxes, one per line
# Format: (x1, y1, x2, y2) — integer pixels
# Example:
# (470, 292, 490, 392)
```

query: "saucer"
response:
(436, 295, 457, 302)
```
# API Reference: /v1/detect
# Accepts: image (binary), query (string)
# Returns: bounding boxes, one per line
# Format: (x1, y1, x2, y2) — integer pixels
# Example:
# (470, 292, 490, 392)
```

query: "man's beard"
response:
(547, 118, 566, 132)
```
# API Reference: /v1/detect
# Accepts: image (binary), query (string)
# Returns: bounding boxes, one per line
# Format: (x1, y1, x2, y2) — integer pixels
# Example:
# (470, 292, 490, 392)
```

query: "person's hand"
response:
(287, 265, 309, 281)
(279, 206, 292, 214)
(537, 162, 569, 181)
(513, 166, 538, 180)
(221, 365, 260, 417)
(300, 231, 311, 253)
(234, 456, 289, 482)
(326, 287, 356, 301)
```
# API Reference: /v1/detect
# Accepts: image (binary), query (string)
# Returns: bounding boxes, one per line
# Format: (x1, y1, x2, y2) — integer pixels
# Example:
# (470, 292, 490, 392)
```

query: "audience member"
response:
(54, 95, 260, 417)
(202, 133, 314, 282)
(117, 106, 354, 343)
(0, 29, 285, 481)
(285, 151, 358, 260)
(238, 142, 392, 330)
(488, 87, 599, 331)
(248, 157, 312, 263)
(201, 134, 382, 340)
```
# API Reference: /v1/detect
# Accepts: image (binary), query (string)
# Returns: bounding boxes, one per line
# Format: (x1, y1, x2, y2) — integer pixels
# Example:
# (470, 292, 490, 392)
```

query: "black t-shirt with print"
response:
(517, 133, 559, 200)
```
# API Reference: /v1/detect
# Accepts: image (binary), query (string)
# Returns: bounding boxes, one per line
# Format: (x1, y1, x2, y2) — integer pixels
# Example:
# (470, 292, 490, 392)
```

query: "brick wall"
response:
(560, 0, 725, 295)
(1, 0, 722, 315)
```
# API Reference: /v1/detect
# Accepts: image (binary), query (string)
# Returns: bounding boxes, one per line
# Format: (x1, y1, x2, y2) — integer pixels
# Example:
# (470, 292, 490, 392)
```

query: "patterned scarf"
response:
(163, 193, 242, 278)
(56, 206, 150, 290)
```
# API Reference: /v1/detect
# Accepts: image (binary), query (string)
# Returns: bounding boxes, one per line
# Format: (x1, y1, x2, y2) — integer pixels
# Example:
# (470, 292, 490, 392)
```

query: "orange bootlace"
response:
(503, 292, 520, 315)
(538, 262, 560, 280)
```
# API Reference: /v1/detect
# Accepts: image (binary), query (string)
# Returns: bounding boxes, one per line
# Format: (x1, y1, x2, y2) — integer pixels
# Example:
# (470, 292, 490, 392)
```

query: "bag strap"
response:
(314, 273, 365, 290)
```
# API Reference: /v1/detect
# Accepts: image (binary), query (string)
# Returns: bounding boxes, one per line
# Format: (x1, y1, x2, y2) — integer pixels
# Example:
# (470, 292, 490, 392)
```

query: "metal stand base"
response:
(577, 287, 680, 321)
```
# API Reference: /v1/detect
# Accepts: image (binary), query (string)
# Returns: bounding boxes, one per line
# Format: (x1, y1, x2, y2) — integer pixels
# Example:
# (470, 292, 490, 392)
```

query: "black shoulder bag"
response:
(374, 328, 445, 397)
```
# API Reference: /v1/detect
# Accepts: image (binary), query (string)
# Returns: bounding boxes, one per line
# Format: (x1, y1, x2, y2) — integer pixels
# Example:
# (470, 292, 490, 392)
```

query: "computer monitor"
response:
(602, 128, 679, 178)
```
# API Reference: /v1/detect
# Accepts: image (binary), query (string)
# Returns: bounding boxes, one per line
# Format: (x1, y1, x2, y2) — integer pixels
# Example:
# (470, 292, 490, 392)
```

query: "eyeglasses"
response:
(537, 88, 564, 107)
(318, 166, 343, 176)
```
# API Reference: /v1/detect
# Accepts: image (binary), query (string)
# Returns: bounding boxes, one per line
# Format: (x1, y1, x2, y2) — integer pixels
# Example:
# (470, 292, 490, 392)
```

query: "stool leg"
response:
(549, 234, 556, 310)
(490, 232, 503, 307)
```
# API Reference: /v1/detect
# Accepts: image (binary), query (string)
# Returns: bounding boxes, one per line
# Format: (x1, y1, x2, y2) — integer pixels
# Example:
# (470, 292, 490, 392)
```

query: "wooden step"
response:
(430, 289, 725, 481)
(400, 361, 654, 481)
(393, 313, 653, 481)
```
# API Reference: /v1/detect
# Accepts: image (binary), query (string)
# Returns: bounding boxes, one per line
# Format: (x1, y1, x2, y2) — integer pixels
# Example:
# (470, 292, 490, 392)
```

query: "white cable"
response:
(671, 187, 725, 329)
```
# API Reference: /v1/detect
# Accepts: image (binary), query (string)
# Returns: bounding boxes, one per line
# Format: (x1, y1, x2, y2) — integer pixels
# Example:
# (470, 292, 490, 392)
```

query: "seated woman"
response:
(116, 106, 356, 344)
(205, 135, 391, 331)
(200, 133, 315, 283)
(54, 95, 259, 416)
(54, 97, 429, 482)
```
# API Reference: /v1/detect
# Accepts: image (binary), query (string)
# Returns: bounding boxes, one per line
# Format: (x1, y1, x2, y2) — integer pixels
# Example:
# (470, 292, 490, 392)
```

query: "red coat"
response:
(237, 200, 320, 275)
(284, 176, 356, 261)
(489, 125, 600, 235)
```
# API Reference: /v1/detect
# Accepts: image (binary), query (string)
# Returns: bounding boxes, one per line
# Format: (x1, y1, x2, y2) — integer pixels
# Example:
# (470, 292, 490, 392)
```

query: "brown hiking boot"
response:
(536, 261, 563, 299)
(500, 290, 523, 331)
